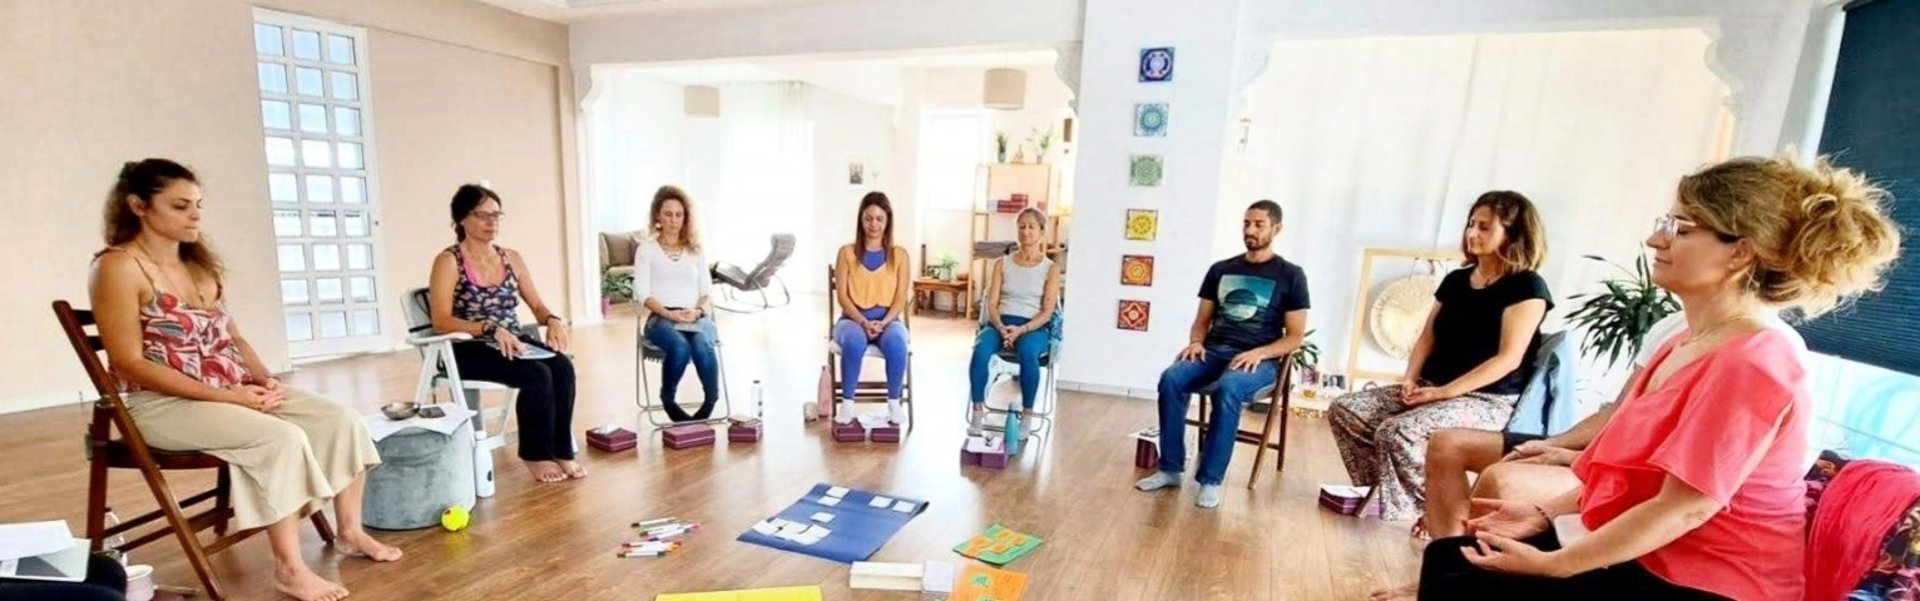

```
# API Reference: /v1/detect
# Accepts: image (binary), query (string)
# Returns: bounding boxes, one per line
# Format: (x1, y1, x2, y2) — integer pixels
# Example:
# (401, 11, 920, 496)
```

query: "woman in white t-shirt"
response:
(635, 186, 720, 422)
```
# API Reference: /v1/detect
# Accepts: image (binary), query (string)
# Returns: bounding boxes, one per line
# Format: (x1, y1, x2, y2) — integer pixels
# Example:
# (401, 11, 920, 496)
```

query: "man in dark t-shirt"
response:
(1134, 200, 1311, 509)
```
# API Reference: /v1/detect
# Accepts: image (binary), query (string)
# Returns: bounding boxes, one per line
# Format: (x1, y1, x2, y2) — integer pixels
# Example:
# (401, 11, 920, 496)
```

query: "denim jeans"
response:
(1156, 345, 1278, 485)
(643, 315, 720, 422)
(969, 314, 1052, 409)
(831, 317, 909, 399)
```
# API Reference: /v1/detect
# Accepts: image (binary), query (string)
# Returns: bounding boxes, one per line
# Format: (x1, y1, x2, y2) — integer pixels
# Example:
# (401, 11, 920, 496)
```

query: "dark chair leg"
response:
(213, 467, 231, 536)
(85, 455, 108, 553)
(310, 511, 336, 545)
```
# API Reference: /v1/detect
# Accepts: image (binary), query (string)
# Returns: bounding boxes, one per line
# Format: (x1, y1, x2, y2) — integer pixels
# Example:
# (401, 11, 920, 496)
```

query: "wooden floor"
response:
(0, 296, 1420, 600)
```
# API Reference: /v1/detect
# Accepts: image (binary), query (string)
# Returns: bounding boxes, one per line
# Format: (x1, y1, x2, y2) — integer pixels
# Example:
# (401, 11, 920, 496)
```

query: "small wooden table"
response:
(912, 277, 971, 318)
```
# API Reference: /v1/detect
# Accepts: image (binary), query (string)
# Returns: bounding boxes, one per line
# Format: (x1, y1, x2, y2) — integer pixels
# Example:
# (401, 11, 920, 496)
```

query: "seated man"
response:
(1420, 310, 1801, 539)
(1134, 200, 1310, 509)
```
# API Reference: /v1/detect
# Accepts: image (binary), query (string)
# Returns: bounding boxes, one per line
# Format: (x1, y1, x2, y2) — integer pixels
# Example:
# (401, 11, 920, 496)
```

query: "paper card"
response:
(826, 486, 850, 498)
(819, 497, 841, 507)
(795, 533, 823, 546)
(868, 496, 894, 508)
(810, 512, 836, 524)
(891, 501, 915, 513)
(750, 520, 778, 536)
(801, 525, 831, 539)
(779, 521, 809, 536)
(0, 522, 75, 562)
(922, 562, 956, 594)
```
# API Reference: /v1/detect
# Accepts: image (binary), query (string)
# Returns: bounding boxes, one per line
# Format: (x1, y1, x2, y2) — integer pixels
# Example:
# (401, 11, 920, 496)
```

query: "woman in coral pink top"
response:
(1408, 156, 1902, 601)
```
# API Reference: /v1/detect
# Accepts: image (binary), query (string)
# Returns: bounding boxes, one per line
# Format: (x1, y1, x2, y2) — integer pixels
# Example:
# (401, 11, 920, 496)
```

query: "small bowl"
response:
(125, 564, 155, 601)
(380, 402, 419, 420)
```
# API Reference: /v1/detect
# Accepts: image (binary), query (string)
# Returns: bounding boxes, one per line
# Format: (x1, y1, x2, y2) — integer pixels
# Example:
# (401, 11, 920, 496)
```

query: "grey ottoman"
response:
(364, 424, 477, 530)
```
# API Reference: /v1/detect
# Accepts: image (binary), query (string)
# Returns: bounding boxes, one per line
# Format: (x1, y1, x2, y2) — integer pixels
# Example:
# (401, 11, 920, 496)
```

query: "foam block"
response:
(587, 427, 637, 452)
(663, 424, 716, 449)
(1134, 437, 1160, 469)
(728, 423, 762, 443)
(832, 422, 867, 442)
(961, 436, 1008, 470)
(869, 426, 902, 444)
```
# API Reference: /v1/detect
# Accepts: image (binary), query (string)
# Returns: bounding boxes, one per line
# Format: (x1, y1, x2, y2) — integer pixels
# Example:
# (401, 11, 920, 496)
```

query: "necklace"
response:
(131, 243, 209, 308)
(1680, 314, 1751, 348)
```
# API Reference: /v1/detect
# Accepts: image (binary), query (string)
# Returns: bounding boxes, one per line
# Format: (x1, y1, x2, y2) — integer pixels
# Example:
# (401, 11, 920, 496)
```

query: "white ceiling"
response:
(631, 49, 1059, 84)
(472, 0, 838, 22)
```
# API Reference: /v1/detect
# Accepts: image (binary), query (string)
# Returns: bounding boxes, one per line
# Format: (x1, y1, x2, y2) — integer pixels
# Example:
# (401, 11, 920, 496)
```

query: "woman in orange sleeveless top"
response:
(831, 192, 912, 425)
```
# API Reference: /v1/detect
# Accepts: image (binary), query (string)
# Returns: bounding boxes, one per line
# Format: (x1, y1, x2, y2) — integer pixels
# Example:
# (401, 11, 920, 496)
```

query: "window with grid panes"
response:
(255, 12, 386, 357)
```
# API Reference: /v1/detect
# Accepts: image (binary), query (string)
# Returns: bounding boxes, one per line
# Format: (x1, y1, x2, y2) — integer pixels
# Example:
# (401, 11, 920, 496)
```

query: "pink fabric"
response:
(1807, 460, 1920, 601)
(1574, 329, 1811, 601)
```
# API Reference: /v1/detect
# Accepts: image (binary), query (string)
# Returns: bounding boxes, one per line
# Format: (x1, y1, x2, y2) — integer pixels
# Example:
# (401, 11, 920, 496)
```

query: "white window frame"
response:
(254, 8, 391, 358)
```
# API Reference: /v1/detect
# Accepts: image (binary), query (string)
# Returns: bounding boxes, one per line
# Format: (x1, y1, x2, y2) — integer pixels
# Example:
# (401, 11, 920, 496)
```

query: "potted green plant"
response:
(1291, 330, 1322, 383)
(1028, 125, 1055, 164)
(600, 267, 633, 315)
(1565, 254, 1682, 368)
(994, 132, 1009, 164)
(930, 252, 960, 282)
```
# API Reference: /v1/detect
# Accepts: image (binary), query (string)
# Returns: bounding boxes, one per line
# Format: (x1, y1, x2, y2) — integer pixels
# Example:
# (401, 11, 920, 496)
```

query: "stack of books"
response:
(994, 193, 1030, 213)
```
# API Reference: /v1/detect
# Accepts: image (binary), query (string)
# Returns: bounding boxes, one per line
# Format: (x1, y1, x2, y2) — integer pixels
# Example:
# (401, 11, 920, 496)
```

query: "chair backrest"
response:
(405, 287, 434, 335)
(744, 234, 796, 288)
(1505, 330, 1577, 437)
(51, 301, 151, 454)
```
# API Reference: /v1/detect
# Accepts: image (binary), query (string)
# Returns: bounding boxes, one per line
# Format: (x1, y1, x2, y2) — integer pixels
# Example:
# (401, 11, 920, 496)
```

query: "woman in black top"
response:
(1327, 191, 1553, 523)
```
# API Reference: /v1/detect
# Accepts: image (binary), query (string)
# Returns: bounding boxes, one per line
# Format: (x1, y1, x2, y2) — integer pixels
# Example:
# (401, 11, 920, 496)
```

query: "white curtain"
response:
(1236, 29, 1731, 388)
(698, 82, 815, 278)
(589, 70, 686, 234)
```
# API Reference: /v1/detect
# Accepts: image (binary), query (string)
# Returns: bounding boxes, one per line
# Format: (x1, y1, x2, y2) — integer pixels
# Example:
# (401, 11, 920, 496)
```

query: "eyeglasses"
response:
(470, 211, 506, 223)
(1651, 214, 1738, 243)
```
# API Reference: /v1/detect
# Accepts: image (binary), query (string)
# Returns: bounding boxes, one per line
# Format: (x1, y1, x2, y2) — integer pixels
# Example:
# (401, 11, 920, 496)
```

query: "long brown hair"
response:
(1677, 155, 1902, 317)
(852, 191, 896, 255)
(650, 185, 702, 252)
(103, 159, 225, 281)
(1460, 190, 1547, 274)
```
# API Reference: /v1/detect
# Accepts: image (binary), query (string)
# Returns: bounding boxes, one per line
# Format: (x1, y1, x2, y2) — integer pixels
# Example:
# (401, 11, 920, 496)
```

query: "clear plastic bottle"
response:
(751, 380, 764, 419)
(103, 506, 128, 564)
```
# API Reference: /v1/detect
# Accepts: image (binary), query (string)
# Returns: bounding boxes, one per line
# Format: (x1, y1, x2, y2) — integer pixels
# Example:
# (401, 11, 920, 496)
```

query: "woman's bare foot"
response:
(1409, 516, 1431, 541)
(557, 459, 588, 479)
(336, 528, 403, 562)
(525, 460, 566, 483)
(274, 564, 349, 601)
(1369, 582, 1418, 601)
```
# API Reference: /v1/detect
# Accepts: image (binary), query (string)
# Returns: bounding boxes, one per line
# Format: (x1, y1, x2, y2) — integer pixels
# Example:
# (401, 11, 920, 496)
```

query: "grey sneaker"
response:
(1196, 484, 1223, 508)
(1135, 471, 1181, 492)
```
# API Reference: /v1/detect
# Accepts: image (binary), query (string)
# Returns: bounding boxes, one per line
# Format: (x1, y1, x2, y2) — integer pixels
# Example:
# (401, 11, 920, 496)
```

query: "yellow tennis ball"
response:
(440, 506, 470, 532)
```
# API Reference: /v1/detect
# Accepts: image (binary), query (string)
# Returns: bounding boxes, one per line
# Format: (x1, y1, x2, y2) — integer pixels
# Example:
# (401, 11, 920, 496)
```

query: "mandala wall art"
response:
(1129, 154, 1164, 187)
(1134, 103, 1168, 137)
(1117, 300, 1151, 331)
(1138, 47, 1174, 83)
(1124, 209, 1158, 241)
(1121, 255, 1154, 286)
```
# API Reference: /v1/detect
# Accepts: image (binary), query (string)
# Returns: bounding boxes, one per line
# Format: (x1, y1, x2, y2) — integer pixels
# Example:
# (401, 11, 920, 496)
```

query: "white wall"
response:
(1056, 0, 1248, 393)
(570, 0, 1085, 66)
(809, 88, 898, 286)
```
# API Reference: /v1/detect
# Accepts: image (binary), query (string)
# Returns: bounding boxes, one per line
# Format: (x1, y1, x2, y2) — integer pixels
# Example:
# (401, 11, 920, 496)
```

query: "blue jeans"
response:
(969, 314, 1052, 409)
(1157, 345, 1278, 485)
(644, 315, 719, 422)
(832, 317, 909, 399)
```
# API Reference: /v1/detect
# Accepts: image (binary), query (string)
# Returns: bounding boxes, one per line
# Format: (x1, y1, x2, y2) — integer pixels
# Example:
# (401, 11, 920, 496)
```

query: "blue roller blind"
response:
(1800, 0, 1920, 376)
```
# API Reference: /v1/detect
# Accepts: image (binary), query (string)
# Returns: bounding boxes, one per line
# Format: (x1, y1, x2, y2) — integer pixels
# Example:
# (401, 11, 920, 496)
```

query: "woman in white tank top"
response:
(969, 208, 1064, 433)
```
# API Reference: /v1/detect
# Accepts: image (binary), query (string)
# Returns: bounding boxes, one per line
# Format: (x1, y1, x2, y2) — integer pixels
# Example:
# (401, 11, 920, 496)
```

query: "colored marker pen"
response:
(632, 517, 678, 529)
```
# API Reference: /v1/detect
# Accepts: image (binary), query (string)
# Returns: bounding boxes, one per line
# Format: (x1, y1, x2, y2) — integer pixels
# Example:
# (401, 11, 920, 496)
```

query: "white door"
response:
(254, 12, 388, 357)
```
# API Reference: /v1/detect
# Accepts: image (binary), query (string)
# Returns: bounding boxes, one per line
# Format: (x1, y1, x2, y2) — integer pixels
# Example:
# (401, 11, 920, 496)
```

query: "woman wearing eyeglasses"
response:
(1394, 156, 1901, 601)
(428, 184, 581, 484)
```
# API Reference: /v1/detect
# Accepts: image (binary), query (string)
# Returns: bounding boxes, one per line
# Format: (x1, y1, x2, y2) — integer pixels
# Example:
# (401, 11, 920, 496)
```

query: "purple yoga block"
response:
(832, 422, 867, 442)
(869, 426, 902, 444)
(728, 424, 761, 443)
(662, 424, 715, 449)
(979, 449, 1008, 469)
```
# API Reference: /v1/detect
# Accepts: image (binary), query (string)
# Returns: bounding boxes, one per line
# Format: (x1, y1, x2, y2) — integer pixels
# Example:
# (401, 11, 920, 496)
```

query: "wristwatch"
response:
(544, 314, 568, 327)
(481, 322, 498, 338)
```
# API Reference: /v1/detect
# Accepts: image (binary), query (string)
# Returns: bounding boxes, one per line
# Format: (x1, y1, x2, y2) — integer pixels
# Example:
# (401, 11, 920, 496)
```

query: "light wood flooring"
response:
(0, 296, 1420, 600)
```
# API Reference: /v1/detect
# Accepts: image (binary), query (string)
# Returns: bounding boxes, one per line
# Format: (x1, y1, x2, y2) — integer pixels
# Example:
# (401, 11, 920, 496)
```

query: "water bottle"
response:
(103, 506, 127, 564)
(751, 380, 764, 419)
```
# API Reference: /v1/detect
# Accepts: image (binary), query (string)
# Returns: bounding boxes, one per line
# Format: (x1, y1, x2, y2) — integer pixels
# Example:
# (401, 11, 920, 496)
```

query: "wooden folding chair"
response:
(1188, 352, 1296, 489)
(824, 264, 916, 430)
(53, 300, 334, 601)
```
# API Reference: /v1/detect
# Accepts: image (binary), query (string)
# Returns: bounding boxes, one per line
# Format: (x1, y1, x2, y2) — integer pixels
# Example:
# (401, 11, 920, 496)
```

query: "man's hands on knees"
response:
(1228, 350, 1267, 372)
(1176, 342, 1206, 363)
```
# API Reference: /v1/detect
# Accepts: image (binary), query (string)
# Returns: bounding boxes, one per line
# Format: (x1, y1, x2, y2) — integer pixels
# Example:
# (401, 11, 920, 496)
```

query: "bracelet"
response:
(1532, 504, 1553, 524)
(544, 315, 567, 326)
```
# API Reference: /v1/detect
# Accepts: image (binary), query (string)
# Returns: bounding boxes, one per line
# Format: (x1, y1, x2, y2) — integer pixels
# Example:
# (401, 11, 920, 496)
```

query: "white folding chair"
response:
(404, 287, 522, 497)
(972, 298, 1063, 441)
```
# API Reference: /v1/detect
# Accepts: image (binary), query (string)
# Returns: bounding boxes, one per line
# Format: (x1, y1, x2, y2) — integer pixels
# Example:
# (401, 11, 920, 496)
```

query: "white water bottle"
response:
(752, 380, 764, 419)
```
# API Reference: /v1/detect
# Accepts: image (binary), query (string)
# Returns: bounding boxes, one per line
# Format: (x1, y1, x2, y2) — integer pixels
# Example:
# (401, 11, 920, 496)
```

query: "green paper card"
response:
(953, 524, 1043, 566)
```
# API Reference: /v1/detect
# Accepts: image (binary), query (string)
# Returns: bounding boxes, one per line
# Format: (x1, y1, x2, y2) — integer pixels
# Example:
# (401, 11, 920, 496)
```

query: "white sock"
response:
(1196, 484, 1223, 509)
(835, 398, 856, 424)
(1135, 471, 1181, 492)
(886, 398, 904, 424)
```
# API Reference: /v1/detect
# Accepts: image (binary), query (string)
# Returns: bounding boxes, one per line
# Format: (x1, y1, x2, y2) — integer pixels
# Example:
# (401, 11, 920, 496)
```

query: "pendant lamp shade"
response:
(983, 68, 1026, 110)
(684, 85, 720, 117)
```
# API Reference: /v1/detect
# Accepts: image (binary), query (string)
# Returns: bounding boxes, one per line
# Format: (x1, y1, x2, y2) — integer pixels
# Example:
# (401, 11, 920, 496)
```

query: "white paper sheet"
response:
(363, 403, 477, 442)
(810, 512, 836, 524)
(890, 501, 915, 513)
(819, 497, 841, 507)
(868, 496, 894, 508)
(825, 486, 849, 498)
(0, 522, 74, 562)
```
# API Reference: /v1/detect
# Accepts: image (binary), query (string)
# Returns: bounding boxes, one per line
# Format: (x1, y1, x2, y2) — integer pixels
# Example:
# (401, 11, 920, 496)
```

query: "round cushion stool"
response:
(363, 423, 476, 530)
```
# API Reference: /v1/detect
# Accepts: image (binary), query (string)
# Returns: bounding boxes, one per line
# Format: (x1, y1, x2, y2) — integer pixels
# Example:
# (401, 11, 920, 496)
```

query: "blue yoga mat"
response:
(736, 482, 929, 564)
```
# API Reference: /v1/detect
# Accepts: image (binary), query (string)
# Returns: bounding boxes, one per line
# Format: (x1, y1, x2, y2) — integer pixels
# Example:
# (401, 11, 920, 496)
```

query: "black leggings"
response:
(452, 339, 578, 461)
(0, 554, 125, 601)
(1420, 529, 1727, 601)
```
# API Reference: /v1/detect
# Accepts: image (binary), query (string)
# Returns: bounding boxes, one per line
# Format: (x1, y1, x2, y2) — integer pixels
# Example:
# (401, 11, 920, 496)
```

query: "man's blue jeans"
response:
(1156, 345, 1277, 485)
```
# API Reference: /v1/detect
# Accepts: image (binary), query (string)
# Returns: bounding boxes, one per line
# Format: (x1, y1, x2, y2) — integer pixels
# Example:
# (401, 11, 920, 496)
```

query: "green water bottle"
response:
(1003, 411, 1022, 456)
